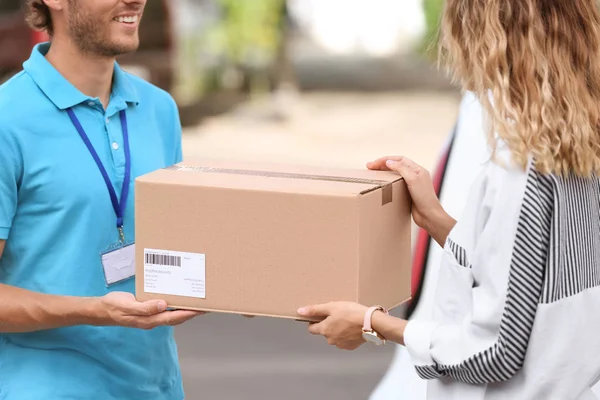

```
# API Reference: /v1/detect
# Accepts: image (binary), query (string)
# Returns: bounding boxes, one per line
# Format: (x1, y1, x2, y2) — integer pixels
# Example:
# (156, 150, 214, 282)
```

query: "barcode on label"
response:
(145, 252, 181, 267)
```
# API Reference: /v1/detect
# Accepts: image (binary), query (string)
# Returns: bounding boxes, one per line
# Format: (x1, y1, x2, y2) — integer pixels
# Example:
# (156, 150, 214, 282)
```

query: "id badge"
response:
(100, 242, 136, 287)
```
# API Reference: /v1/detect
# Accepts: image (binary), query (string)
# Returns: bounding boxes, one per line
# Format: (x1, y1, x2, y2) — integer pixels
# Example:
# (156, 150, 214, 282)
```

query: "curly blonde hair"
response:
(24, 0, 53, 36)
(440, 0, 600, 177)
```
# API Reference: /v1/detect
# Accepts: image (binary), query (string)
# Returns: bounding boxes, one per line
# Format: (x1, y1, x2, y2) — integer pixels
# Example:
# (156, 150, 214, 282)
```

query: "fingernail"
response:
(386, 160, 397, 166)
(156, 301, 167, 312)
(297, 307, 306, 314)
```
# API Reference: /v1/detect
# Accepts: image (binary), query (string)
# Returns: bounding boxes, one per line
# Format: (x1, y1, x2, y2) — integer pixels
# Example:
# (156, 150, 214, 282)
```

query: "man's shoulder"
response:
(0, 70, 27, 89)
(0, 71, 38, 104)
(0, 71, 44, 126)
(124, 71, 177, 111)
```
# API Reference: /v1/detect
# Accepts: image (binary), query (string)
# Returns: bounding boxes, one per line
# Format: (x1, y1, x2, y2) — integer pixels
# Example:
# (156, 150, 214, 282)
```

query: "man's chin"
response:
(115, 38, 140, 53)
(96, 35, 139, 56)
(116, 45, 139, 56)
(104, 43, 140, 58)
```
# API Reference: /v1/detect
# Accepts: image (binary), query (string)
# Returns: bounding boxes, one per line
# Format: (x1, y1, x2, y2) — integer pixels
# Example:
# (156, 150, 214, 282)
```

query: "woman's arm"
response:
(422, 208, 457, 248)
(300, 155, 551, 385)
(366, 156, 456, 247)
(371, 311, 408, 345)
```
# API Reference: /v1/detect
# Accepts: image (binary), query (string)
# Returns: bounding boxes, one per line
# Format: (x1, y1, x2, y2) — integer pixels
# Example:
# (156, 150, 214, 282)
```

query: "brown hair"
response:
(440, 0, 600, 177)
(25, 0, 53, 36)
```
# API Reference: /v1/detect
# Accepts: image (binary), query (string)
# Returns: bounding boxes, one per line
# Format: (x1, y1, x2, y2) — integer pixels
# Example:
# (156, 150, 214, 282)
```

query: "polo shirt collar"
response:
(23, 42, 140, 111)
(112, 61, 140, 106)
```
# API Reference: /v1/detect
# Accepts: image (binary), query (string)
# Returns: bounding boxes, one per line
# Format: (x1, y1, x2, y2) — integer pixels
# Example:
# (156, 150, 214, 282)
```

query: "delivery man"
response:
(0, 0, 203, 399)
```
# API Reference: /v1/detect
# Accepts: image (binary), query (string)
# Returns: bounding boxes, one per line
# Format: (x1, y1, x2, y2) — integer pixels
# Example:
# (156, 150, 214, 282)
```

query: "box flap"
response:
(138, 159, 402, 202)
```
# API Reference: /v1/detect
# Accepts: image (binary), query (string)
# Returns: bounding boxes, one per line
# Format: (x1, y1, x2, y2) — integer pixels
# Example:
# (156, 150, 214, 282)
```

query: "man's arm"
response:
(0, 240, 203, 333)
(0, 239, 97, 331)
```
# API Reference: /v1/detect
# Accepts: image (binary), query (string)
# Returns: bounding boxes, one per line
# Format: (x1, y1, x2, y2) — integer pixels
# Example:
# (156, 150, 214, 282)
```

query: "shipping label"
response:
(143, 248, 206, 298)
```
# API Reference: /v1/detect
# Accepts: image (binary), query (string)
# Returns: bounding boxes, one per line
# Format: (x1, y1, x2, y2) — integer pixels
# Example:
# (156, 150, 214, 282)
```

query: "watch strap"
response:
(363, 305, 388, 332)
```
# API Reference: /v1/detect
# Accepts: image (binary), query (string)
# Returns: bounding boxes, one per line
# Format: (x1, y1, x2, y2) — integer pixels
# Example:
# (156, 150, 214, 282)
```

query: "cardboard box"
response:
(134, 159, 412, 320)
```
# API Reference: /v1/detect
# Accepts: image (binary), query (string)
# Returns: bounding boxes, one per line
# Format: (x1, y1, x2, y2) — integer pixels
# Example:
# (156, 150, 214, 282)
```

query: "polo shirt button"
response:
(112, 142, 119, 150)
(105, 118, 110, 124)
(87, 101, 95, 107)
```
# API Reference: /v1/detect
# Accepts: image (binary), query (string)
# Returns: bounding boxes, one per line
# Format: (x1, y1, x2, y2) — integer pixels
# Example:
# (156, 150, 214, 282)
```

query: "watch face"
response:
(362, 331, 384, 345)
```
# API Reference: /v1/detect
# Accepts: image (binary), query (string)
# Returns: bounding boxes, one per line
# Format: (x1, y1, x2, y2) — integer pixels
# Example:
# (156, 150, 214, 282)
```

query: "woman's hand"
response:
(297, 302, 368, 350)
(298, 302, 410, 348)
(367, 156, 456, 247)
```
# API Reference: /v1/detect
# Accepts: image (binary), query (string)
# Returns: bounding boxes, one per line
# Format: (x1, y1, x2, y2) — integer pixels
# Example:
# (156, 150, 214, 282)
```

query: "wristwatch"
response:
(362, 305, 388, 345)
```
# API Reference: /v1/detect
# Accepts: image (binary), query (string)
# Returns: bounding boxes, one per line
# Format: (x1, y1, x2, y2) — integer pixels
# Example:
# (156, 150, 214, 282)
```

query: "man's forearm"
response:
(0, 283, 98, 333)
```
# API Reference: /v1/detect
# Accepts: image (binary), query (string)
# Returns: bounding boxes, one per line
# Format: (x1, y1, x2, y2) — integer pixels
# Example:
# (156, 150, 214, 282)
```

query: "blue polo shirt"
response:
(0, 43, 185, 399)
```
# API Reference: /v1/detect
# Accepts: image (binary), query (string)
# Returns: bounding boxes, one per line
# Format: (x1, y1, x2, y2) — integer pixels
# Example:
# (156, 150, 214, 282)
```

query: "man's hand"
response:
(91, 292, 204, 330)
(297, 302, 368, 350)
(367, 156, 456, 246)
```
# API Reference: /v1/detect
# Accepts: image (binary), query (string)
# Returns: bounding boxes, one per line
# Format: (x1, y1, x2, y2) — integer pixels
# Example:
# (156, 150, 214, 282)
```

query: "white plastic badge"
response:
(101, 243, 136, 286)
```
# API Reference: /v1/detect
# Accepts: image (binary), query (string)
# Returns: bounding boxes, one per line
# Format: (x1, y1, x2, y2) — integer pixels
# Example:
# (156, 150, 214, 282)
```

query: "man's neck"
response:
(45, 38, 115, 109)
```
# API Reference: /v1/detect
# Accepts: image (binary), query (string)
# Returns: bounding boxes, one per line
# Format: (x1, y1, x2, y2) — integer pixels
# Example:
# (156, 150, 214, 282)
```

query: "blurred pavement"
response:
(182, 91, 460, 170)
(176, 91, 460, 400)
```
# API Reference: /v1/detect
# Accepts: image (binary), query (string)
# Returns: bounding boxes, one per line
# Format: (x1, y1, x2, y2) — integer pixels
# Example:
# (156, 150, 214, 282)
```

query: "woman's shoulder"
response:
(446, 139, 532, 246)
(475, 138, 538, 207)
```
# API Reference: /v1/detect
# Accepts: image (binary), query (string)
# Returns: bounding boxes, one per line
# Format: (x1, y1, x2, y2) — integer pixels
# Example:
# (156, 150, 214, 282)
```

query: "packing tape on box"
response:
(165, 164, 396, 205)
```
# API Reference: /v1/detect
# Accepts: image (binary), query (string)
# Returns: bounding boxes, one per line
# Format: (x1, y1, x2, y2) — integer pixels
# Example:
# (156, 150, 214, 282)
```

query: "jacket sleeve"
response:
(404, 160, 553, 384)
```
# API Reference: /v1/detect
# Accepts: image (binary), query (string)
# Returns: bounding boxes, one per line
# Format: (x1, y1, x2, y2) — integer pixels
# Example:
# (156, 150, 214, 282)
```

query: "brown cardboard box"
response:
(134, 159, 412, 321)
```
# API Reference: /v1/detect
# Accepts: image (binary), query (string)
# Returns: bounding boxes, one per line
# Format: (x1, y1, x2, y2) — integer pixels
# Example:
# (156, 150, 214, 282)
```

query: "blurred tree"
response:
(421, 0, 445, 59)
(210, 0, 287, 93)
(172, 0, 296, 125)
(272, 0, 296, 92)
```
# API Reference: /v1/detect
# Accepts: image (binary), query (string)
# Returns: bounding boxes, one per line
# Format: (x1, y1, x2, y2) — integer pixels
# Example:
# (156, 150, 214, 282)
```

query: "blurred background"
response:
(0, 0, 461, 398)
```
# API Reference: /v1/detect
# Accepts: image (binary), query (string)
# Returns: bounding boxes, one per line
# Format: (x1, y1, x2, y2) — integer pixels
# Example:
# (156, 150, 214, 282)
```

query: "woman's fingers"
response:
(366, 156, 404, 171)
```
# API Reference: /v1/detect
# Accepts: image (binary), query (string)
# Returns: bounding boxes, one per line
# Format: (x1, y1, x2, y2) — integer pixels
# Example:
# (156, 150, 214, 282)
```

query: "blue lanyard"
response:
(66, 109, 131, 244)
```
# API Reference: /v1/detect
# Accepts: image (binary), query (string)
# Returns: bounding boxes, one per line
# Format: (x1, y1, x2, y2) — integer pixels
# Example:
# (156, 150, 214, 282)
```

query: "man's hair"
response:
(25, 0, 53, 36)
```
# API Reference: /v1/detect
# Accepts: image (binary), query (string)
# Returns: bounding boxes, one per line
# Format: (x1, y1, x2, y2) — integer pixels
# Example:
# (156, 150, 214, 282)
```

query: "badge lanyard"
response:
(66, 108, 131, 245)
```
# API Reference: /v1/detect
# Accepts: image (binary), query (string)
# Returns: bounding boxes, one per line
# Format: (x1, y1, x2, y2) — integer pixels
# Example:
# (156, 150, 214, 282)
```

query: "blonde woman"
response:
(297, 1, 600, 398)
